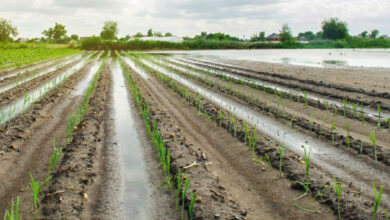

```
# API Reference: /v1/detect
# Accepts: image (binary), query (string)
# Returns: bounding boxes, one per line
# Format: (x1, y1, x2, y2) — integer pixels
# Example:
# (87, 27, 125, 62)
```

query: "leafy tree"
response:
(297, 31, 316, 41)
(0, 18, 18, 42)
(165, 32, 173, 37)
(135, 32, 143, 38)
(200, 32, 207, 39)
(321, 17, 348, 40)
(70, 34, 79, 41)
(154, 31, 163, 37)
(250, 31, 266, 42)
(370, 29, 379, 39)
(359, 31, 368, 39)
(147, 29, 153, 37)
(279, 24, 293, 43)
(316, 31, 323, 39)
(42, 23, 67, 43)
(100, 21, 118, 40)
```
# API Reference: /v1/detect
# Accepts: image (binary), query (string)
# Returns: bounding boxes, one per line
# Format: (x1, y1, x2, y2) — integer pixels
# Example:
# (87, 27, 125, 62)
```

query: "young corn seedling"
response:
(3, 197, 21, 220)
(352, 103, 357, 119)
(243, 121, 248, 142)
(385, 209, 388, 220)
(343, 98, 348, 117)
(333, 177, 343, 220)
(331, 119, 336, 143)
(182, 178, 190, 220)
(377, 105, 381, 129)
(176, 169, 182, 209)
(296, 147, 311, 199)
(278, 143, 285, 177)
(303, 91, 308, 106)
(370, 131, 377, 163)
(333, 105, 338, 117)
(218, 110, 224, 126)
(30, 173, 48, 216)
(346, 122, 350, 147)
(189, 192, 197, 220)
(372, 184, 384, 220)
(47, 139, 62, 178)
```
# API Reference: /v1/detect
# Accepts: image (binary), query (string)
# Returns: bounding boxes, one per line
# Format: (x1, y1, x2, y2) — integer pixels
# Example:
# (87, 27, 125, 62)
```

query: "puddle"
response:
(122, 57, 150, 79)
(137, 58, 390, 207)
(172, 57, 389, 120)
(0, 56, 95, 124)
(110, 59, 150, 219)
(0, 54, 89, 94)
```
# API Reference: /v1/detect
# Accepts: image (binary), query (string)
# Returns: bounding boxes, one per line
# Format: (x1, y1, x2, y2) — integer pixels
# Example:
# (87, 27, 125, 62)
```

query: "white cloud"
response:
(1, 0, 389, 38)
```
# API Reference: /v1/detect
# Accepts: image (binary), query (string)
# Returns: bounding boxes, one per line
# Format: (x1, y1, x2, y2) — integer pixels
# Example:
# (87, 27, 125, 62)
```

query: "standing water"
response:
(110, 59, 150, 219)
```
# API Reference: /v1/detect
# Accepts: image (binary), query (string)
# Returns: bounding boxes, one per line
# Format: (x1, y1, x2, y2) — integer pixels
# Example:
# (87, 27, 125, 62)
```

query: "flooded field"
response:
(153, 49, 390, 68)
(1, 50, 389, 220)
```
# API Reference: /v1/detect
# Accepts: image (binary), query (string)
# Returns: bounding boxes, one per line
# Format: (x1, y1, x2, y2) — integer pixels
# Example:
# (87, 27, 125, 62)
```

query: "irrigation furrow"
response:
(0, 53, 84, 82)
(186, 57, 390, 103)
(0, 55, 96, 124)
(134, 56, 390, 211)
(0, 54, 89, 94)
(147, 56, 390, 152)
(177, 57, 390, 120)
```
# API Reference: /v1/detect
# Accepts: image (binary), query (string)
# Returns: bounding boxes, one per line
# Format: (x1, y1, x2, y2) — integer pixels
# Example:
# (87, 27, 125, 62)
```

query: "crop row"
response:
(126, 52, 388, 219)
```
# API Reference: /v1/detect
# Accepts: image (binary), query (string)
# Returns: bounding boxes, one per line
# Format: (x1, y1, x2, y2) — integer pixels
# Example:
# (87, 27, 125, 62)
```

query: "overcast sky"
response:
(2, 0, 390, 38)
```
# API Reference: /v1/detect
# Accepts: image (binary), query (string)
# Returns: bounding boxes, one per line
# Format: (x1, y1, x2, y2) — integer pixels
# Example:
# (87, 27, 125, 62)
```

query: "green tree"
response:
(200, 32, 207, 39)
(321, 17, 348, 40)
(279, 24, 293, 43)
(135, 32, 143, 38)
(165, 32, 173, 37)
(100, 21, 118, 40)
(42, 23, 67, 43)
(70, 34, 79, 41)
(359, 30, 368, 38)
(147, 29, 153, 37)
(316, 31, 323, 39)
(0, 18, 18, 42)
(298, 31, 316, 41)
(370, 29, 379, 39)
(154, 31, 163, 37)
(259, 31, 266, 41)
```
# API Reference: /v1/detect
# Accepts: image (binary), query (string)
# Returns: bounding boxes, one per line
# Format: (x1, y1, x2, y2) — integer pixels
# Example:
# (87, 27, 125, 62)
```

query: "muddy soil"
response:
(122, 59, 336, 219)
(0, 59, 83, 107)
(155, 58, 390, 166)
(184, 58, 390, 112)
(40, 60, 177, 220)
(130, 53, 390, 219)
(218, 58, 390, 98)
(0, 62, 94, 217)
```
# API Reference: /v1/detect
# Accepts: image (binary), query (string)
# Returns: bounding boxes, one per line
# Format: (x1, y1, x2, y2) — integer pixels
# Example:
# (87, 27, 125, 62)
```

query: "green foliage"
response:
(147, 28, 153, 37)
(372, 184, 384, 220)
(249, 31, 266, 42)
(370, 29, 379, 39)
(42, 22, 67, 43)
(0, 18, 18, 42)
(3, 197, 21, 220)
(279, 24, 294, 43)
(321, 17, 349, 40)
(100, 21, 118, 40)
(0, 48, 80, 71)
(298, 31, 316, 41)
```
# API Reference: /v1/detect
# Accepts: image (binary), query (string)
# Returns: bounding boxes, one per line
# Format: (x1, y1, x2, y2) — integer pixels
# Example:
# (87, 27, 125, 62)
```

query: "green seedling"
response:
(361, 103, 365, 124)
(333, 177, 343, 220)
(278, 143, 285, 177)
(3, 197, 21, 220)
(189, 192, 196, 220)
(377, 105, 381, 128)
(372, 184, 384, 220)
(386, 118, 390, 131)
(352, 103, 357, 119)
(218, 110, 224, 126)
(370, 131, 377, 163)
(304, 91, 308, 106)
(343, 98, 348, 117)
(331, 119, 336, 143)
(296, 147, 311, 199)
(333, 105, 338, 117)
(182, 178, 190, 220)
(176, 169, 182, 209)
(243, 121, 249, 142)
(346, 122, 350, 147)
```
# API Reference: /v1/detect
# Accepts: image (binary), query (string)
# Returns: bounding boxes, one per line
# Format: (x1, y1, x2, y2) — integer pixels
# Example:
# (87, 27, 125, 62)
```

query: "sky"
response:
(1, 0, 390, 39)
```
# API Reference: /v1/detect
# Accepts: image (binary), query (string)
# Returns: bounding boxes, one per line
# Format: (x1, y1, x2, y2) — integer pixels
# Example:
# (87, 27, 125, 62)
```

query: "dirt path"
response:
(0, 62, 95, 217)
(127, 59, 334, 219)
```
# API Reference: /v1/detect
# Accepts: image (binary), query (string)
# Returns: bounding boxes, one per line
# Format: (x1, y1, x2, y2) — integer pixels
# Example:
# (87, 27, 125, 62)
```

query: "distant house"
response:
(17, 38, 27, 43)
(266, 33, 279, 42)
(135, 36, 183, 43)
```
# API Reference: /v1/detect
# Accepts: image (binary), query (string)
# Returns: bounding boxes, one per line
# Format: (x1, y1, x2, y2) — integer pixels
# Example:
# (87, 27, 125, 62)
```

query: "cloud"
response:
(1, 0, 389, 38)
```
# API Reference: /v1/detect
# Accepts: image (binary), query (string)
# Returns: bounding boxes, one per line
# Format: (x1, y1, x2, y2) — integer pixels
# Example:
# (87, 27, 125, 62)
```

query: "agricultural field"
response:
(1, 48, 390, 220)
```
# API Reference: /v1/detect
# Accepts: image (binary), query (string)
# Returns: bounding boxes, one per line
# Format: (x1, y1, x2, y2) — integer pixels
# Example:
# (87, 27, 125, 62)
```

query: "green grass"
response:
(333, 177, 343, 220)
